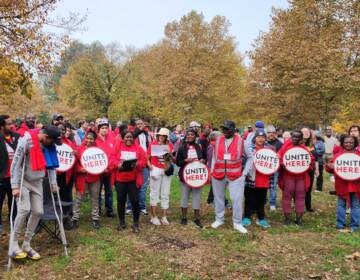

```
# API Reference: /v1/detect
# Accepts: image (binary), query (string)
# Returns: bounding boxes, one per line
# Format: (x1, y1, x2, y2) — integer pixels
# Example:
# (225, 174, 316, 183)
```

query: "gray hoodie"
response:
(10, 134, 57, 189)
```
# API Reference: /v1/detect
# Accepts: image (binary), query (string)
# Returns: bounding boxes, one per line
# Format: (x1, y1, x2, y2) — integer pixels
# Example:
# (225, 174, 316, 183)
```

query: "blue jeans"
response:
(127, 168, 149, 211)
(336, 193, 360, 231)
(99, 174, 113, 213)
(269, 172, 279, 207)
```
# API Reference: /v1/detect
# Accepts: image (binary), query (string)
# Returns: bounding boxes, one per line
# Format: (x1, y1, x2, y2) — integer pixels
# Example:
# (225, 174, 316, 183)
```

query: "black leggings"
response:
(244, 187, 267, 220)
(115, 181, 140, 225)
(0, 177, 17, 225)
(306, 170, 315, 210)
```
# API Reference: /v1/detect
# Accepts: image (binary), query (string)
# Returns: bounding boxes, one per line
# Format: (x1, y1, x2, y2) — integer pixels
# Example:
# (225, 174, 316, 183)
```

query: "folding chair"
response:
(37, 178, 72, 244)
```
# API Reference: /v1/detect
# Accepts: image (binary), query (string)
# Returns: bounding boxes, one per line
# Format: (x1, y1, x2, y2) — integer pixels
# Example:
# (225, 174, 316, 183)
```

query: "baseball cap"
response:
(220, 120, 236, 131)
(255, 121, 265, 129)
(52, 113, 63, 121)
(266, 125, 276, 133)
(189, 121, 201, 128)
(255, 129, 267, 138)
(43, 125, 62, 145)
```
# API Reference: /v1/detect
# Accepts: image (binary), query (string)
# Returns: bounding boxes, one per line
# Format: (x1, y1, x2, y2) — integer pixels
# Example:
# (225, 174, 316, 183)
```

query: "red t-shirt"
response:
(148, 141, 174, 169)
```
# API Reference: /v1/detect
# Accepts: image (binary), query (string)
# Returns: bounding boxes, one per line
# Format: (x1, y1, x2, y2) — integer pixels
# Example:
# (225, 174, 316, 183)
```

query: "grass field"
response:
(1, 174, 359, 279)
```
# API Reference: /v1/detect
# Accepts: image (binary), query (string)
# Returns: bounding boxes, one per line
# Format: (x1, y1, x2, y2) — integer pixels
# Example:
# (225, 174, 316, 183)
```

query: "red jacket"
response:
(326, 148, 360, 200)
(112, 141, 147, 187)
(96, 133, 115, 171)
(75, 145, 101, 193)
(278, 142, 314, 191)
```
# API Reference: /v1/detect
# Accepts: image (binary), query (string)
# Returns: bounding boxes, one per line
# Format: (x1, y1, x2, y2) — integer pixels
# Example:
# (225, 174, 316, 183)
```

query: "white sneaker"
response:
(270, 205, 276, 211)
(234, 223, 248, 234)
(150, 216, 161, 226)
(161, 217, 170, 225)
(211, 220, 224, 229)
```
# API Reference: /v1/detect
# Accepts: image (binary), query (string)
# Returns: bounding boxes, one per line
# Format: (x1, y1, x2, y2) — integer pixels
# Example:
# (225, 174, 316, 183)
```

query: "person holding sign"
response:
(72, 131, 102, 229)
(176, 128, 206, 228)
(112, 130, 147, 233)
(56, 123, 77, 230)
(325, 135, 360, 232)
(211, 121, 253, 234)
(148, 128, 174, 226)
(278, 131, 315, 225)
(242, 130, 274, 229)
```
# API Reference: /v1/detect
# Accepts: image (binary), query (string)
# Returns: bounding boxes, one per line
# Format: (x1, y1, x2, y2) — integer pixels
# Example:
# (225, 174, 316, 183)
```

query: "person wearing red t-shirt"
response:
(112, 130, 147, 233)
(148, 128, 174, 226)
(242, 130, 272, 229)
(0, 115, 20, 234)
(326, 135, 360, 232)
(278, 130, 315, 226)
(72, 131, 102, 230)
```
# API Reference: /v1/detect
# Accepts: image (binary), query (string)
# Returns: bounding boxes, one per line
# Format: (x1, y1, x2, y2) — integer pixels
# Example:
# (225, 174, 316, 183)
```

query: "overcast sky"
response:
(53, 0, 289, 58)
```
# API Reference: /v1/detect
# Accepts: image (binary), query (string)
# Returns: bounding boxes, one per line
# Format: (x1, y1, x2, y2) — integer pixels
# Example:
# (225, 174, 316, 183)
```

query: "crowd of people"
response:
(0, 113, 359, 261)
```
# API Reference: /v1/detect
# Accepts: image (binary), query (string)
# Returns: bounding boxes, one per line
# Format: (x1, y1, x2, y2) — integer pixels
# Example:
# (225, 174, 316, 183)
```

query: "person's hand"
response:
(118, 161, 123, 170)
(130, 162, 137, 169)
(199, 159, 206, 164)
(12, 188, 20, 197)
(327, 163, 334, 169)
(50, 184, 59, 193)
(148, 164, 153, 170)
(80, 168, 87, 174)
(185, 158, 195, 163)
(315, 168, 319, 177)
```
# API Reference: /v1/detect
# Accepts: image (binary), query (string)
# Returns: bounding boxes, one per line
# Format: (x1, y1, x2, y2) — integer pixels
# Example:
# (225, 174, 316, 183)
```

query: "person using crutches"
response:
(9, 126, 61, 260)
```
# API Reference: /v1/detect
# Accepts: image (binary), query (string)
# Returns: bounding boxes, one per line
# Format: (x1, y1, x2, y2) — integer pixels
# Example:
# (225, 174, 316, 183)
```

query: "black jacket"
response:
(0, 131, 20, 179)
(176, 142, 206, 183)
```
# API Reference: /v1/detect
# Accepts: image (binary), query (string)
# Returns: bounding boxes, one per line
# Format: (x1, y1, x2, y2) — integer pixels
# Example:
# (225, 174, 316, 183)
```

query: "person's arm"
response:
(10, 136, 28, 191)
(176, 146, 186, 167)
(242, 142, 254, 177)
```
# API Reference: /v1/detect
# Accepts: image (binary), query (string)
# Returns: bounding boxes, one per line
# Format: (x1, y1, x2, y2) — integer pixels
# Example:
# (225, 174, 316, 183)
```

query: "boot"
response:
(283, 213, 291, 225)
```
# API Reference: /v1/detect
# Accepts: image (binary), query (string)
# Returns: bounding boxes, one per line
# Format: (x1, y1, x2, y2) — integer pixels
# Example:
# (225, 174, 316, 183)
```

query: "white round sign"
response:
(183, 161, 209, 189)
(56, 143, 75, 172)
(254, 148, 280, 175)
(283, 147, 311, 174)
(334, 152, 360, 181)
(80, 147, 109, 175)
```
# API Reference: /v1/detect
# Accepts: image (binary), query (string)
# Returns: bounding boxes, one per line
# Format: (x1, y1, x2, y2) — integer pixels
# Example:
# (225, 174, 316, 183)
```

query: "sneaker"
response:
(306, 208, 315, 213)
(242, 218, 251, 227)
(23, 248, 41, 260)
(346, 208, 351, 214)
(234, 223, 248, 234)
(91, 220, 100, 229)
(0, 224, 3, 235)
(140, 209, 148, 215)
(329, 190, 336, 195)
(150, 216, 161, 226)
(132, 224, 140, 233)
(117, 223, 126, 231)
(295, 217, 303, 226)
(180, 218, 188, 225)
(314, 190, 321, 193)
(193, 219, 203, 228)
(72, 220, 79, 229)
(338, 228, 350, 233)
(126, 209, 132, 215)
(211, 220, 224, 229)
(256, 219, 270, 228)
(106, 211, 116, 218)
(283, 217, 291, 226)
(270, 205, 276, 211)
(63, 218, 74, 230)
(161, 217, 170, 225)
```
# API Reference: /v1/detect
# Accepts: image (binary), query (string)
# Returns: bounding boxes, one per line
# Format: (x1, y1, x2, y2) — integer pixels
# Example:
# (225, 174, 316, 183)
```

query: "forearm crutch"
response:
(7, 154, 27, 271)
(47, 170, 69, 257)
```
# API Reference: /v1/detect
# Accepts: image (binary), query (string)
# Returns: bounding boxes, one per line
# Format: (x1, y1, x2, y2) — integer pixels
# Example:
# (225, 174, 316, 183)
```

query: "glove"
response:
(50, 184, 59, 193)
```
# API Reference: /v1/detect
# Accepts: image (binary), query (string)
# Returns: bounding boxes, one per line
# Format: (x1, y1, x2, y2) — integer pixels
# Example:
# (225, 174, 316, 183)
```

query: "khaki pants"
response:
(72, 181, 101, 221)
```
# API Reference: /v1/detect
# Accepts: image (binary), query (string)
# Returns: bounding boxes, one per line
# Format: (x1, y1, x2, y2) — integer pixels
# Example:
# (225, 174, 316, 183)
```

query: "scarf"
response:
(28, 131, 59, 171)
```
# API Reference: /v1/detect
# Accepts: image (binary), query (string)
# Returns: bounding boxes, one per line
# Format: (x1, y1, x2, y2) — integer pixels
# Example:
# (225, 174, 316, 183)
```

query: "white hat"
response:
(189, 121, 201, 128)
(157, 128, 170, 137)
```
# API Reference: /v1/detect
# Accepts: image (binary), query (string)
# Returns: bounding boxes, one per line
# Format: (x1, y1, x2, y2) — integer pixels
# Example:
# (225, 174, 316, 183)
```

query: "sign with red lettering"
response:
(254, 148, 280, 175)
(334, 152, 360, 181)
(283, 147, 311, 174)
(183, 161, 209, 189)
(56, 143, 75, 172)
(80, 147, 109, 175)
